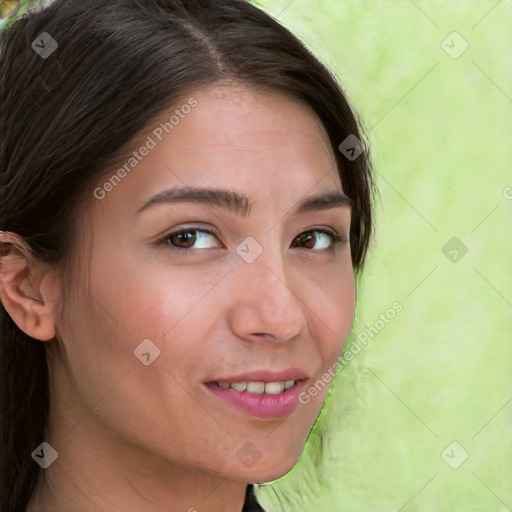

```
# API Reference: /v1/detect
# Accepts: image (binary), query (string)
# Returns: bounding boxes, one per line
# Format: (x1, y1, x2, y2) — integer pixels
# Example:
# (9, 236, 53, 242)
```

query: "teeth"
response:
(284, 379, 295, 390)
(214, 380, 297, 395)
(230, 381, 247, 392)
(264, 381, 284, 395)
(246, 382, 265, 394)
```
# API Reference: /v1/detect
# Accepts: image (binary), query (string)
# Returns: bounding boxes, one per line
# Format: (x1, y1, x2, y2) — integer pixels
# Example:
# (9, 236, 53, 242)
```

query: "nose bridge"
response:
(255, 261, 296, 318)
(230, 233, 307, 340)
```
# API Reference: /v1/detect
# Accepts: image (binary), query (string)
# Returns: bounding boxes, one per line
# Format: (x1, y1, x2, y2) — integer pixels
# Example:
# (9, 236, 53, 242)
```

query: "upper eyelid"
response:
(164, 219, 347, 234)
(164, 225, 342, 236)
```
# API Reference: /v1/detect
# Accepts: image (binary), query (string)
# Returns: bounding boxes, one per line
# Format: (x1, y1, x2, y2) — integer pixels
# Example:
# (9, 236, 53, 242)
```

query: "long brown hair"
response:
(0, 1, 376, 510)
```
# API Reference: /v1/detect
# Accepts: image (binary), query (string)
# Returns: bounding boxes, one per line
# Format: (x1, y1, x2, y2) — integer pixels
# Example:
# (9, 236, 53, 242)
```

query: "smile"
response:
(204, 379, 307, 419)
(210, 380, 296, 395)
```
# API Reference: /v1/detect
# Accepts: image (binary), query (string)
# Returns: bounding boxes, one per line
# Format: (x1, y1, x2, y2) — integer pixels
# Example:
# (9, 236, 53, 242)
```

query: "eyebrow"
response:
(135, 186, 353, 218)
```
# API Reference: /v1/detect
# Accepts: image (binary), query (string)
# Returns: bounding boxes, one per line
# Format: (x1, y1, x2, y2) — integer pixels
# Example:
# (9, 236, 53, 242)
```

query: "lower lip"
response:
(204, 381, 306, 420)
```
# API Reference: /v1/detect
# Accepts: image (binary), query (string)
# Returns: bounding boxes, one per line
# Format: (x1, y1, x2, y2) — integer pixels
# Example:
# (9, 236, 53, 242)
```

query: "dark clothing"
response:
(242, 484, 266, 512)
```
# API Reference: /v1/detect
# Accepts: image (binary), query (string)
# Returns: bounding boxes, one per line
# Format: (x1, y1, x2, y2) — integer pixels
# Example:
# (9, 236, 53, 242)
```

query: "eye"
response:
(291, 229, 345, 251)
(157, 227, 346, 255)
(158, 228, 222, 255)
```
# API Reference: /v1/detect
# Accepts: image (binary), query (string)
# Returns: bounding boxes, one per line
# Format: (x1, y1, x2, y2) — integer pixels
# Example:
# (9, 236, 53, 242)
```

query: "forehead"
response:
(92, 84, 342, 221)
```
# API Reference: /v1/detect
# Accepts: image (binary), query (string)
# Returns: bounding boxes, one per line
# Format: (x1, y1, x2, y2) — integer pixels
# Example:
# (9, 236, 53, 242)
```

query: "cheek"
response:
(306, 261, 356, 360)
(53, 247, 170, 413)
(86, 244, 193, 339)
(72, 227, 230, 377)
(54, 264, 209, 450)
(286, 263, 355, 412)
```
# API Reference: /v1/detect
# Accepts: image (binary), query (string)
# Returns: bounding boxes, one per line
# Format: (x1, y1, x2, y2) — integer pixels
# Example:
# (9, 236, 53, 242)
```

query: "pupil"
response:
(174, 231, 195, 248)
(298, 232, 315, 249)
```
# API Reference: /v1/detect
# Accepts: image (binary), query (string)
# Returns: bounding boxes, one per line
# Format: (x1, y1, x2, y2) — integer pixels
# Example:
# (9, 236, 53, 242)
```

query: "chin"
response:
(242, 452, 301, 484)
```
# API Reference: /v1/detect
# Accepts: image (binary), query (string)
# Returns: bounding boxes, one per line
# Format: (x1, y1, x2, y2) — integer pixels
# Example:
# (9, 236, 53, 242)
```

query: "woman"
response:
(0, 0, 375, 510)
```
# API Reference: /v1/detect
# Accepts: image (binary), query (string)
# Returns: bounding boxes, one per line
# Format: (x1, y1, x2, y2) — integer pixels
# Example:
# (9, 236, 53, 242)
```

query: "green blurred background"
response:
(2, 0, 511, 510)
(251, 1, 512, 511)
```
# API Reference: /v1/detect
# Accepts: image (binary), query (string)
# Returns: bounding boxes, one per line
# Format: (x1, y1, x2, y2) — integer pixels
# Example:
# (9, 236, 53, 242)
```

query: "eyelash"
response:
(157, 227, 346, 255)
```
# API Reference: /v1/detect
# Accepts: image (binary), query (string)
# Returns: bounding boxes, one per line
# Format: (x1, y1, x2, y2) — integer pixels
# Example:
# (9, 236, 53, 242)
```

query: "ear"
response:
(0, 231, 59, 341)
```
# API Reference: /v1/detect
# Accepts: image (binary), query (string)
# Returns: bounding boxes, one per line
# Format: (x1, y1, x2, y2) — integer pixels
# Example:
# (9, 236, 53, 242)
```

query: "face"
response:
(51, 84, 356, 484)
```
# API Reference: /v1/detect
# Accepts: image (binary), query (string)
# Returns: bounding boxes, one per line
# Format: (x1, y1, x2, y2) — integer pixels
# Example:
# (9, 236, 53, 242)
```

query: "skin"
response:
(1, 84, 356, 512)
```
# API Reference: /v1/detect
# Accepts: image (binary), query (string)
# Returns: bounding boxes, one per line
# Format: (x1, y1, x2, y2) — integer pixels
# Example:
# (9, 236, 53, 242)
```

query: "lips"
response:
(204, 368, 310, 419)
(204, 378, 307, 419)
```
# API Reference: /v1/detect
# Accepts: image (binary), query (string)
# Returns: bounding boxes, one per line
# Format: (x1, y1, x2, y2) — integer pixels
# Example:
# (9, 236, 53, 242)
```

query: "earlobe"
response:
(0, 231, 57, 342)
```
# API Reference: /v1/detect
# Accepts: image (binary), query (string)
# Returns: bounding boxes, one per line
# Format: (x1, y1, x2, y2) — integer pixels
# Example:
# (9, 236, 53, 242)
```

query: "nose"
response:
(227, 247, 309, 344)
